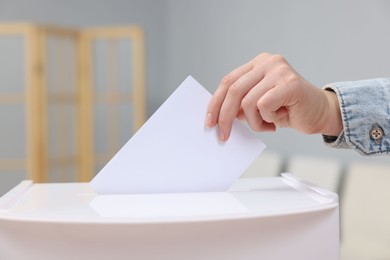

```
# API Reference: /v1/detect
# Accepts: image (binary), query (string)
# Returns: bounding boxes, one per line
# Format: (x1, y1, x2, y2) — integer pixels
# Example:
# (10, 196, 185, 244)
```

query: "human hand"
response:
(204, 53, 342, 141)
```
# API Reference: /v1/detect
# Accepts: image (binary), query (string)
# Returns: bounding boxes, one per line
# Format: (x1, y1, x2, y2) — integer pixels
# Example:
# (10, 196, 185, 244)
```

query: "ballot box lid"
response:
(0, 174, 338, 224)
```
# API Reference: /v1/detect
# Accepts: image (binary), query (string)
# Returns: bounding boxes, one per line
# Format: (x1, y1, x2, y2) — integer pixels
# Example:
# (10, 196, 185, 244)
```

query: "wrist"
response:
(321, 90, 343, 136)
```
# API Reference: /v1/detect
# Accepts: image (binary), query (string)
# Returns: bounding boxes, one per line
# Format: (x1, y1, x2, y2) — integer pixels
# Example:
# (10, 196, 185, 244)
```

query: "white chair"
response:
(286, 155, 342, 192)
(340, 162, 390, 260)
(240, 151, 283, 178)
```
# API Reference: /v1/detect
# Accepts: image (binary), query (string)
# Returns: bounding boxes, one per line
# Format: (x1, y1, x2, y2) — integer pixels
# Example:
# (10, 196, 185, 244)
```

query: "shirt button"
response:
(370, 125, 384, 144)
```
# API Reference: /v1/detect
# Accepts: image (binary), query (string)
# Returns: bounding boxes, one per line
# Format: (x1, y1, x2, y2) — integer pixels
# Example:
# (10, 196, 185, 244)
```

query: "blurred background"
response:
(0, 0, 390, 259)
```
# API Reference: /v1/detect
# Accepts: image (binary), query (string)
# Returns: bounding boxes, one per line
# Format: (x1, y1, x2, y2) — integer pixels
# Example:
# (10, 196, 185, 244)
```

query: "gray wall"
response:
(1, 0, 390, 194)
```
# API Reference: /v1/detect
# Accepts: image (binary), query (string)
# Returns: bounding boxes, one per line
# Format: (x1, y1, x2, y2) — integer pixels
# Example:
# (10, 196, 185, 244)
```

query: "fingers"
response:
(217, 68, 265, 141)
(205, 62, 253, 128)
(240, 75, 275, 131)
(206, 52, 303, 140)
(205, 52, 273, 130)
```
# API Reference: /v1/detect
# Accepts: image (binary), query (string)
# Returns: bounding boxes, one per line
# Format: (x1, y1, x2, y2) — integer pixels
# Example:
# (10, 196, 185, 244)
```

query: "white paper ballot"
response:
(90, 76, 266, 194)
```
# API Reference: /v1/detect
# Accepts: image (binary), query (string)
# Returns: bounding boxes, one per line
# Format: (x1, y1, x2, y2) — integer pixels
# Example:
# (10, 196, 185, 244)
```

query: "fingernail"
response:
(204, 113, 213, 128)
(219, 128, 226, 142)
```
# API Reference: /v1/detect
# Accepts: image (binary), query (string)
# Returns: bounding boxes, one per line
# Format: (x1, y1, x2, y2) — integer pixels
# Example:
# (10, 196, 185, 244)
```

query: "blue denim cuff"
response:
(323, 130, 350, 149)
(322, 78, 390, 155)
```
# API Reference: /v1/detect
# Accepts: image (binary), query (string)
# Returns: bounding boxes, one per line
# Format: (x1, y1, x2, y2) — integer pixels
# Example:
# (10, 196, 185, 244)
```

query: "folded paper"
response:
(90, 76, 266, 194)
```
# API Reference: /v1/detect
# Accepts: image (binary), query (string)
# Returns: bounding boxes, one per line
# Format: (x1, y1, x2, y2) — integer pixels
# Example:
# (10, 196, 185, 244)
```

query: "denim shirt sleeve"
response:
(322, 78, 390, 156)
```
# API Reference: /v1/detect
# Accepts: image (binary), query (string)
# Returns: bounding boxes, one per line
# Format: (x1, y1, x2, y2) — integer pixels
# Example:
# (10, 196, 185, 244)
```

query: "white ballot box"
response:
(0, 174, 339, 260)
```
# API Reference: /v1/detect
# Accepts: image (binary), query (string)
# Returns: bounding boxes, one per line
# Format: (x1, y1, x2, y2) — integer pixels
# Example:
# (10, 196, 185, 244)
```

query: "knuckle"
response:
(241, 97, 253, 110)
(273, 64, 299, 86)
(277, 64, 290, 73)
(221, 74, 233, 86)
(227, 82, 241, 98)
(279, 65, 293, 78)
(270, 54, 286, 64)
(256, 52, 272, 59)
(281, 69, 299, 85)
(257, 99, 267, 111)
(287, 73, 300, 84)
